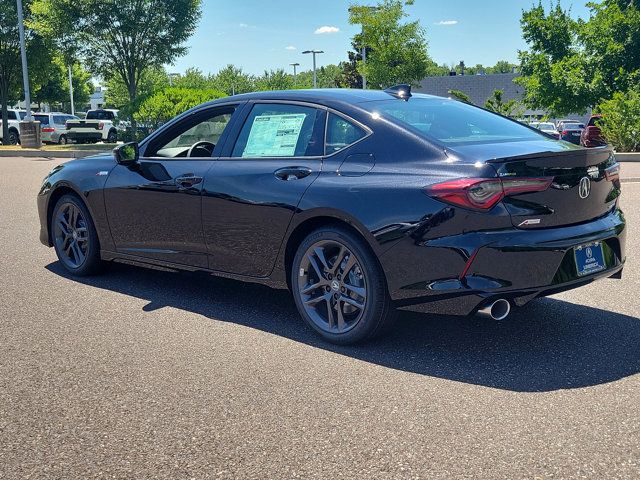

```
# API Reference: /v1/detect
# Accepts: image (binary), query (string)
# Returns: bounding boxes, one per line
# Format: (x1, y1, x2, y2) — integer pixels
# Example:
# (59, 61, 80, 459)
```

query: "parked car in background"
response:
(0, 109, 27, 145)
(533, 121, 560, 139)
(34, 113, 79, 144)
(559, 125, 584, 144)
(64, 109, 121, 144)
(556, 120, 585, 132)
(581, 114, 606, 148)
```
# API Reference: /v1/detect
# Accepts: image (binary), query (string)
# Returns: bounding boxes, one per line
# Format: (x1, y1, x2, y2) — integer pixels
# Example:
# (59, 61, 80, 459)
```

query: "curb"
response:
(616, 153, 640, 162)
(0, 149, 99, 159)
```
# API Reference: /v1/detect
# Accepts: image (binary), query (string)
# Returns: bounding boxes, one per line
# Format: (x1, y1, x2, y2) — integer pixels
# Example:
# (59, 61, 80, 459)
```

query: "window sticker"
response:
(243, 113, 307, 157)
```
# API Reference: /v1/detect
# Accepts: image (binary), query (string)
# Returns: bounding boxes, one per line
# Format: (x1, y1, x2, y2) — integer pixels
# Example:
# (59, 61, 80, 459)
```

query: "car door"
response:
(103, 104, 240, 268)
(202, 101, 326, 277)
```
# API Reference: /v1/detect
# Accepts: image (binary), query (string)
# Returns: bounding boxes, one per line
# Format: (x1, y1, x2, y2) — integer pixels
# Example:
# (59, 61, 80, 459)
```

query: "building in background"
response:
(89, 86, 106, 111)
(414, 73, 589, 124)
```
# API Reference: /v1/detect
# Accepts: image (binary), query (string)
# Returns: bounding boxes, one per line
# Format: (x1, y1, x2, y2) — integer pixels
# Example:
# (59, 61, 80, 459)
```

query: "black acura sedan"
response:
(38, 86, 626, 344)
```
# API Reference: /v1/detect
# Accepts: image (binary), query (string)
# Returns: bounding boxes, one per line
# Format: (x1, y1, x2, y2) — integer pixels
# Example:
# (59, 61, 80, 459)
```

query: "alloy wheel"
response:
(297, 240, 367, 334)
(53, 202, 89, 269)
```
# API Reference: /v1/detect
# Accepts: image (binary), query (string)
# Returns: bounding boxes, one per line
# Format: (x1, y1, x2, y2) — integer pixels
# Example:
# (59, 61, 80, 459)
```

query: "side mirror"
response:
(113, 142, 139, 164)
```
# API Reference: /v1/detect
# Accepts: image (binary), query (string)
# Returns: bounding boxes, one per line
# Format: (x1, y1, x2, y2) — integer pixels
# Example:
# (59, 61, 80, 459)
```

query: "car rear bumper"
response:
(380, 208, 626, 316)
(66, 131, 102, 141)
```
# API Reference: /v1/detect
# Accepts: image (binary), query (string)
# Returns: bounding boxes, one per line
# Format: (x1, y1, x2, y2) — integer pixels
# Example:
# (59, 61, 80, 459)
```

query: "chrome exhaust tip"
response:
(477, 299, 511, 321)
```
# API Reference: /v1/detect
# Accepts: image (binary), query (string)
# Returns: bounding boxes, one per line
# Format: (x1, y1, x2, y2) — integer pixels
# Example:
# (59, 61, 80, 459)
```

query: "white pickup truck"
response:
(0, 109, 27, 145)
(64, 109, 122, 143)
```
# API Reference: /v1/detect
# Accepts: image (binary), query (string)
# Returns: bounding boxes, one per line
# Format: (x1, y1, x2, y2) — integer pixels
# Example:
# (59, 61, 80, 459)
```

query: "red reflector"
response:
(425, 177, 552, 211)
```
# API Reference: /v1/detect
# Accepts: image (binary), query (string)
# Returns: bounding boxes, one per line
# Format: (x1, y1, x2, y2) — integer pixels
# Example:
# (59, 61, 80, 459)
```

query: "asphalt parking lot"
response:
(1, 156, 638, 479)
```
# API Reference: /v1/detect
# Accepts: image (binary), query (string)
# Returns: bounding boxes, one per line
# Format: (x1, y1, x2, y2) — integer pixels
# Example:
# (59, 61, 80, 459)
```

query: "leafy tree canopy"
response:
(348, 0, 432, 88)
(517, 0, 640, 116)
(33, 0, 202, 127)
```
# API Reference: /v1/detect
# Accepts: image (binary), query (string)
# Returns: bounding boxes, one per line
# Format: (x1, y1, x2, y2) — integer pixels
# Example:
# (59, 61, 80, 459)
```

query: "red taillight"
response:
(425, 177, 553, 211)
(604, 163, 620, 182)
(98, 122, 104, 130)
(41, 127, 55, 133)
(561, 130, 569, 135)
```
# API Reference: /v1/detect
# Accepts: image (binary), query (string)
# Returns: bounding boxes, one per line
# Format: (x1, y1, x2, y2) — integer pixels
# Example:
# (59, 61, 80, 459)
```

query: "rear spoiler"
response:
(484, 146, 615, 167)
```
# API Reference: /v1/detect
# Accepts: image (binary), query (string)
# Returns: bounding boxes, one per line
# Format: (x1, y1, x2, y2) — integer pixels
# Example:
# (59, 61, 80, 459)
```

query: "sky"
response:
(172, 0, 593, 76)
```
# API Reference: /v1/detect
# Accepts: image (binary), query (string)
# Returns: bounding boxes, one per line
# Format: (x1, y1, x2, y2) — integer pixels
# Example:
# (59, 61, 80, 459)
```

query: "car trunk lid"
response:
(447, 141, 620, 229)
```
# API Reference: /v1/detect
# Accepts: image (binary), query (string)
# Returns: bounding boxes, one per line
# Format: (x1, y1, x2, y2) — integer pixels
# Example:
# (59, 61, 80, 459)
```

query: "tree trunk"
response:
(127, 77, 137, 141)
(0, 80, 9, 144)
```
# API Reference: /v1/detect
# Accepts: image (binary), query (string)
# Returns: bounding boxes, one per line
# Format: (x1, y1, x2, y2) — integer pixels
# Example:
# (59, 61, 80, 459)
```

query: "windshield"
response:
(363, 97, 544, 145)
(538, 122, 555, 130)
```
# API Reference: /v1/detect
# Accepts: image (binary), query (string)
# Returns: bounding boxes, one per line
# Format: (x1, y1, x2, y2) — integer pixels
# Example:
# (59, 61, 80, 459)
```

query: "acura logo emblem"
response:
(578, 177, 591, 199)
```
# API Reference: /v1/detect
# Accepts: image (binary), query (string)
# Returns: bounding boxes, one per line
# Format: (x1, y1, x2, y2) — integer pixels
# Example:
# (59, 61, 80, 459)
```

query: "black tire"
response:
(291, 226, 395, 344)
(51, 194, 105, 276)
(58, 134, 67, 145)
(7, 129, 19, 145)
(106, 130, 117, 143)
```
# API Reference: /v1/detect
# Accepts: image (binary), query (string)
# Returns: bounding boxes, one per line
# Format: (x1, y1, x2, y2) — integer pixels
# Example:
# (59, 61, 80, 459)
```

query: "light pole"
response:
(168, 72, 179, 86)
(67, 65, 75, 115)
(302, 50, 323, 88)
(290, 62, 300, 86)
(16, 0, 32, 121)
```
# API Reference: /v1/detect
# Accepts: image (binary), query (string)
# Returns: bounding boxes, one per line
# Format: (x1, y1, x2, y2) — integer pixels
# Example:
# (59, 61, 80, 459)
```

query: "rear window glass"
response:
(34, 115, 50, 125)
(326, 113, 367, 154)
(363, 98, 544, 145)
(86, 110, 114, 120)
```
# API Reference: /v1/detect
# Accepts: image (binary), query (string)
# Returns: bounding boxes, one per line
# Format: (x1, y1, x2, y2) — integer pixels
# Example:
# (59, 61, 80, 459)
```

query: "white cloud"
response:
(285, 45, 296, 50)
(314, 26, 340, 34)
(435, 20, 458, 26)
(239, 23, 249, 28)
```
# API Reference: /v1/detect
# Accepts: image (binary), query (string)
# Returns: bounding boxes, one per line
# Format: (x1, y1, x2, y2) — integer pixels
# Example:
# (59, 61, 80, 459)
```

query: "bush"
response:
(595, 87, 640, 152)
(134, 87, 227, 131)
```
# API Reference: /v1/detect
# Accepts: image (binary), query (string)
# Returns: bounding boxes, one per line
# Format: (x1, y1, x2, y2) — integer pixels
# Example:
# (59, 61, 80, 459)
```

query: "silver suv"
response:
(33, 113, 79, 144)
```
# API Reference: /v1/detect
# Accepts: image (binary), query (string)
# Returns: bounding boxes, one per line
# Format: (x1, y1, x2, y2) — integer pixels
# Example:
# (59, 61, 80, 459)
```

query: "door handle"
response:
(274, 166, 313, 181)
(174, 174, 203, 188)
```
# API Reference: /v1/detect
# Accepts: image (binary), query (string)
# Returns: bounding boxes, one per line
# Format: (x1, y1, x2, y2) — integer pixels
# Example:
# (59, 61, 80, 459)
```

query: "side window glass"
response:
(325, 112, 367, 154)
(232, 104, 324, 158)
(148, 106, 236, 158)
(53, 115, 65, 125)
(8, 111, 16, 120)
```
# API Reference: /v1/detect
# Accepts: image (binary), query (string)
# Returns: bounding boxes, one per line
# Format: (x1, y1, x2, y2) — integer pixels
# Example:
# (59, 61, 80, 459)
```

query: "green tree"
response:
(0, 0, 53, 140)
(487, 60, 517, 74)
(34, 0, 202, 129)
(348, 0, 432, 88)
(255, 69, 294, 91)
(211, 64, 255, 95)
(484, 89, 524, 118)
(172, 67, 212, 89)
(448, 89, 471, 103)
(595, 87, 640, 152)
(105, 66, 169, 110)
(134, 87, 226, 130)
(516, 0, 640, 116)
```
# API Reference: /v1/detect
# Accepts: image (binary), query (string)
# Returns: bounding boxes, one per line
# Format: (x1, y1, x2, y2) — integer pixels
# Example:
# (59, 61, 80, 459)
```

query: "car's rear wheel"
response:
(7, 129, 19, 145)
(58, 134, 67, 145)
(106, 130, 117, 143)
(52, 194, 104, 276)
(291, 226, 394, 344)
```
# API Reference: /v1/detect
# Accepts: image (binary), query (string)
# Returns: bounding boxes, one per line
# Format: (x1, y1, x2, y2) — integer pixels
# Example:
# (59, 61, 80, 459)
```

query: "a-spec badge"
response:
(587, 166, 599, 179)
(518, 218, 541, 227)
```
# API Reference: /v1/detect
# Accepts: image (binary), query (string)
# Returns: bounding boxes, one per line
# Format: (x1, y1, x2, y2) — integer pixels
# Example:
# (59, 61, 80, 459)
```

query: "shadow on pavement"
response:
(46, 261, 640, 393)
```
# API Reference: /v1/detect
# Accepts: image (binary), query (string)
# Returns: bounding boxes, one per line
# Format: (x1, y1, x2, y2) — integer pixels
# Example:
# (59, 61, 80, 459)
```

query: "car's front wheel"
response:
(291, 226, 395, 344)
(52, 194, 104, 276)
